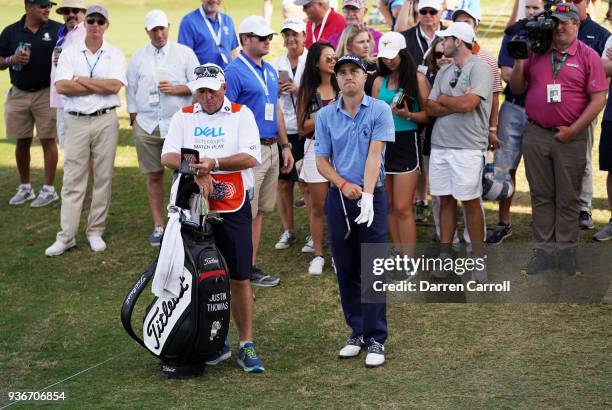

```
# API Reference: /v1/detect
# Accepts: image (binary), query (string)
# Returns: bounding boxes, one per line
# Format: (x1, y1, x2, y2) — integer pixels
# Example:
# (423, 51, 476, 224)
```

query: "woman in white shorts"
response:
(296, 42, 339, 275)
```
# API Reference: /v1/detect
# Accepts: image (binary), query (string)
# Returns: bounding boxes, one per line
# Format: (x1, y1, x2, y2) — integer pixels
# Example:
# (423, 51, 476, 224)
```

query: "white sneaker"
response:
(301, 235, 314, 253)
(365, 340, 385, 368)
(87, 235, 106, 252)
(45, 238, 76, 256)
(9, 186, 35, 205)
(308, 256, 325, 275)
(338, 336, 364, 358)
(275, 230, 296, 250)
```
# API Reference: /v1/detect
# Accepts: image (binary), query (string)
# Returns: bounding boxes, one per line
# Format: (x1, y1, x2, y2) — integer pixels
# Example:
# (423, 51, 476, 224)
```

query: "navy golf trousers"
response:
(325, 186, 388, 345)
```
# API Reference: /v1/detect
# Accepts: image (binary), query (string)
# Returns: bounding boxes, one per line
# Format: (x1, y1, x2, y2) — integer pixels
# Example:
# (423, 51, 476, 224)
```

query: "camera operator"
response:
(509, 3, 607, 275)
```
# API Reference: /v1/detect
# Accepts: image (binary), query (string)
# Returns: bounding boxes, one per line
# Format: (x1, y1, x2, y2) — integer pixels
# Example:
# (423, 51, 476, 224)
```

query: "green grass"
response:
(1, 0, 611, 408)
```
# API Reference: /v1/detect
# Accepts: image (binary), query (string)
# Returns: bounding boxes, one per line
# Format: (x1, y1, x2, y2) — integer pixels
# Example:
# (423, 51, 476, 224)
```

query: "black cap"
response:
(334, 55, 367, 74)
(25, 0, 57, 6)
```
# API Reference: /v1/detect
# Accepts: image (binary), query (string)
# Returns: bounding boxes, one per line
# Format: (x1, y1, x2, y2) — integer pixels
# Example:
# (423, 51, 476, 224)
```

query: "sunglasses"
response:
(449, 67, 462, 88)
(434, 51, 444, 59)
(419, 8, 438, 16)
(248, 33, 273, 42)
(324, 55, 337, 63)
(194, 65, 225, 79)
(59, 7, 83, 15)
(86, 17, 107, 26)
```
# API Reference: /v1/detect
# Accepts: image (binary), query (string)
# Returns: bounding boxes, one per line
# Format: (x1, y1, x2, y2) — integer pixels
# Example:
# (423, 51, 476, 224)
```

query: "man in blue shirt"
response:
(315, 55, 394, 368)
(574, 0, 610, 230)
(178, 0, 239, 68)
(225, 16, 294, 287)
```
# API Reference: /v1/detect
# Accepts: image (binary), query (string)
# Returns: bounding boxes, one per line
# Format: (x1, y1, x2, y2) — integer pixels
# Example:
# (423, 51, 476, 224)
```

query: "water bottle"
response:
(391, 88, 405, 107)
(12, 42, 23, 72)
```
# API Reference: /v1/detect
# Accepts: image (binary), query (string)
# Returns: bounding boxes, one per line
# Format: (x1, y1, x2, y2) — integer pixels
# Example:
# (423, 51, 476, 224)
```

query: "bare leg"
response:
(15, 138, 32, 184)
(463, 197, 486, 257)
(276, 179, 294, 232)
(392, 172, 419, 256)
(40, 138, 58, 186)
(231, 279, 253, 341)
(147, 170, 165, 227)
(308, 182, 329, 256)
(252, 212, 263, 266)
(439, 195, 458, 246)
(497, 169, 517, 225)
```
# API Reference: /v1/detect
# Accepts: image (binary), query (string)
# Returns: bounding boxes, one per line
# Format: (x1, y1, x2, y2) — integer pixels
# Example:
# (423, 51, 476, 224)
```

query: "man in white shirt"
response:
(45, 5, 127, 256)
(161, 63, 266, 373)
(126, 9, 199, 246)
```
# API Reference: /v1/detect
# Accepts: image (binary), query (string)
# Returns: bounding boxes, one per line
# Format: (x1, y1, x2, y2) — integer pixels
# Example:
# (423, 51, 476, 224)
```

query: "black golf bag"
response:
(121, 175, 231, 378)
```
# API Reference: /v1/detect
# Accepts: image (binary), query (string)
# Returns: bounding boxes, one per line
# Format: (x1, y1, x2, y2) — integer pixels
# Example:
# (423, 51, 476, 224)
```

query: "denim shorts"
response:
(495, 101, 527, 170)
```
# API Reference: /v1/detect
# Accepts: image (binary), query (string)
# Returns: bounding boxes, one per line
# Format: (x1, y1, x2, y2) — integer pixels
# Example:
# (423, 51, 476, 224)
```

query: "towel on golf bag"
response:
(152, 212, 184, 298)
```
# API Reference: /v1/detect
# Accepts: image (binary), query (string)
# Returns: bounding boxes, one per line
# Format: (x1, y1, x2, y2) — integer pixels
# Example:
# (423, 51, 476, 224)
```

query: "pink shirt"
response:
(305, 8, 345, 49)
(50, 22, 86, 108)
(523, 39, 607, 128)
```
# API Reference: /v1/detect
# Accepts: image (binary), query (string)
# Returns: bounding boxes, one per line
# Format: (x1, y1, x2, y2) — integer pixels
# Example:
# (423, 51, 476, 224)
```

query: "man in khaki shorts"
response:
(45, 5, 126, 256)
(127, 9, 199, 246)
(0, 0, 63, 207)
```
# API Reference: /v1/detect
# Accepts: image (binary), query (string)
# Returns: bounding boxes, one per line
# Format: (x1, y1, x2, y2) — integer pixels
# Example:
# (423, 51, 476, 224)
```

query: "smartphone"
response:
(180, 148, 200, 175)
(278, 70, 290, 83)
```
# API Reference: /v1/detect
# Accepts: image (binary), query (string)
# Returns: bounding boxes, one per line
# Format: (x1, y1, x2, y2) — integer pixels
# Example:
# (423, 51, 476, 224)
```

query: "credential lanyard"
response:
(83, 49, 103, 78)
(550, 50, 568, 83)
(312, 8, 331, 42)
(238, 54, 269, 98)
(200, 8, 223, 46)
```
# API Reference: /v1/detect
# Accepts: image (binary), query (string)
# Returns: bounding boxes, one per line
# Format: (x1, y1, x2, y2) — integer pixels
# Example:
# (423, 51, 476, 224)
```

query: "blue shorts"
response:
(212, 200, 253, 281)
(495, 101, 527, 170)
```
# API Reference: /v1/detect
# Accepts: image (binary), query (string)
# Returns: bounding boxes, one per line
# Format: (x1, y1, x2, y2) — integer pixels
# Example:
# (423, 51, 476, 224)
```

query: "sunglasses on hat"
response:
(194, 65, 224, 79)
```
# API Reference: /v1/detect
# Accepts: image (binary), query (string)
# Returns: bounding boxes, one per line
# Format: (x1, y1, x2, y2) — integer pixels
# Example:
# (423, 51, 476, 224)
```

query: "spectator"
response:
(487, 0, 544, 245)
(51, 0, 86, 148)
(296, 42, 339, 275)
(161, 63, 265, 373)
(426, 22, 492, 283)
(509, 3, 607, 275)
(328, 0, 382, 57)
(225, 16, 294, 287)
(126, 10, 199, 246)
(0, 0, 62, 207)
(178, 0, 238, 68)
(379, 0, 405, 30)
(315, 54, 394, 368)
(594, 40, 612, 241)
(401, 0, 445, 73)
(442, 0, 481, 21)
(271, 18, 308, 252)
(574, 0, 611, 230)
(372, 32, 431, 266)
(335, 25, 377, 95)
(45, 5, 126, 256)
(295, 0, 345, 49)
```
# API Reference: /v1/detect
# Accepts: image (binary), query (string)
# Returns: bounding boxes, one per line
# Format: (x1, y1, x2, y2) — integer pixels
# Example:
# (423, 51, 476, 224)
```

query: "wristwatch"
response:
(280, 143, 292, 150)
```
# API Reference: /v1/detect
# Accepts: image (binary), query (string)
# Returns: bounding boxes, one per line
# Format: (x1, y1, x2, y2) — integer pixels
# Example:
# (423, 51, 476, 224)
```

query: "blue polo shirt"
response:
(177, 8, 238, 68)
(578, 15, 610, 57)
(315, 94, 395, 186)
(225, 51, 279, 139)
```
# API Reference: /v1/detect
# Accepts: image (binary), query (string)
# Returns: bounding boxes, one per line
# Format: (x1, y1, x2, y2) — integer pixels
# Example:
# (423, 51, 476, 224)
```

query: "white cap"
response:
(145, 9, 168, 31)
(418, 0, 442, 11)
(435, 22, 475, 44)
(452, 7, 481, 22)
(281, 17, 306, 33)
(238, 15, 277, 36)
(377, 32, 406, 60)
(294, 0, 314, 5)
(188, 64, 226, 92)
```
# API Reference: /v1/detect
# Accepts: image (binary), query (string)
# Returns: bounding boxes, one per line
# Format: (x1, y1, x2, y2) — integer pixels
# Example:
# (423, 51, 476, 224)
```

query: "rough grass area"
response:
(1, 1, 611, 408)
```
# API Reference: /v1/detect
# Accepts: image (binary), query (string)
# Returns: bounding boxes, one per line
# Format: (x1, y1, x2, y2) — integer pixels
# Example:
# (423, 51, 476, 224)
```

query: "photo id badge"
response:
(547, 83, 561, 103)
(148, 90, 160, 107)
(265, 103, 274, 121)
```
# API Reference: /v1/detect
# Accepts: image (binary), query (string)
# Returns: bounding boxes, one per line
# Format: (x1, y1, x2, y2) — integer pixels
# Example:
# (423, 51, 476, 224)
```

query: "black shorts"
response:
(384, 129, 421, 174)
(212, 200, 253, 281)
(600, 120, 612, 171)
(278, 133, 304, 182)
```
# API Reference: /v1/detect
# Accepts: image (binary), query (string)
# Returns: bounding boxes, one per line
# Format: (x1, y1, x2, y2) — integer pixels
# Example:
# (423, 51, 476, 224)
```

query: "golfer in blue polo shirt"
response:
(315, 55, 394, 368)
(178, 0, 238, 67)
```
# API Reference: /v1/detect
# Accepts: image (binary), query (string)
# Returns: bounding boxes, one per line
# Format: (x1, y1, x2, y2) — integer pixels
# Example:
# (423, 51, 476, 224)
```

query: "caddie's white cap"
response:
(435, 22, 475, 44)
(238, 15, 277, 36)
(188, 63, 226, 93)
(281, 17, 306, 33)
(377, 31, 407, 60)
(418, 0, 442, 11)
(145, 9, 169, 31)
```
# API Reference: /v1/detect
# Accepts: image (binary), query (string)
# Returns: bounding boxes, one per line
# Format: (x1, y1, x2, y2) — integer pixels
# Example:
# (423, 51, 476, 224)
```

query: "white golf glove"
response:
(354, 192, 374, 227)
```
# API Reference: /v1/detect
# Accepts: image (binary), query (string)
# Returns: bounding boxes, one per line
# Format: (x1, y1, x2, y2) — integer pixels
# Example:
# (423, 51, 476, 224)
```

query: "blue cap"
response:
(334, 55, 367, 73)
